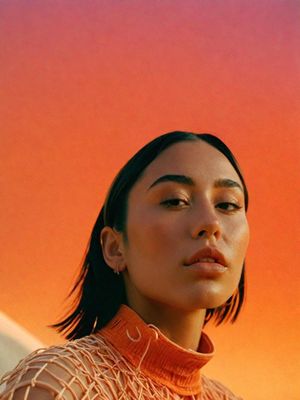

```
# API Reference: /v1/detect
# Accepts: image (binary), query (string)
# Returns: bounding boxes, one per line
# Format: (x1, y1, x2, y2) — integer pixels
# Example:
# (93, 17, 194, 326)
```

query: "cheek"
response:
(239, 219, 250, 251)
(124, 217, 175, 292)
(229, 218, 250, 263)
(127, 205, 181, 256)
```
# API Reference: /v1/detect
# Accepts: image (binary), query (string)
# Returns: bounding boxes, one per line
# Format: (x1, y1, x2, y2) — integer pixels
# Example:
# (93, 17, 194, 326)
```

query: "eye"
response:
(216, 202, 242, 212)
(160, 198, 190, 208)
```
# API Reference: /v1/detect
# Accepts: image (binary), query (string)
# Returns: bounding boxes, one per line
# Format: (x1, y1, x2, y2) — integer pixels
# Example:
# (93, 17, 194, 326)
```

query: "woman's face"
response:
(121, 140, 249, 315)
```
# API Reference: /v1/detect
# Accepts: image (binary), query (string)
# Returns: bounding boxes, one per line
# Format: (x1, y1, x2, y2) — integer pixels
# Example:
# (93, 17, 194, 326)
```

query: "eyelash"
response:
(160, 198, 189, 208)
(160, 198, 242, 212)
(216, 202, 242, 212)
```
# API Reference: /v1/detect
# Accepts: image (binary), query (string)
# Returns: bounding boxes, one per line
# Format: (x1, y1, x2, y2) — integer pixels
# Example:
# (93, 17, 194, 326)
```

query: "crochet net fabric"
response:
(0, 333, 241, 400)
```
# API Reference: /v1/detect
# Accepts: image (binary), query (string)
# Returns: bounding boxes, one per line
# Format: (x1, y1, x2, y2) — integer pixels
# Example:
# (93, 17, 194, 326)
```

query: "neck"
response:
(127, 300, 206, 351)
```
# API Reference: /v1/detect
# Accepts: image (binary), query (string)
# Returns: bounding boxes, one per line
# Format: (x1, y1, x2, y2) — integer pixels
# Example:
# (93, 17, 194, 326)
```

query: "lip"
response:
(184, 247, 227, 268)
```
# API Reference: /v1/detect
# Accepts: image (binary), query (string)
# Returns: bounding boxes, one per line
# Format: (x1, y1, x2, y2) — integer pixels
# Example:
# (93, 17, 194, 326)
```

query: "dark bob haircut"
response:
(52, 131, 249, 340)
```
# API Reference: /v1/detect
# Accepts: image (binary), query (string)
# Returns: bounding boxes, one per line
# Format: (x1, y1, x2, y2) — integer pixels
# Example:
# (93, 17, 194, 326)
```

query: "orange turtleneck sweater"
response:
(0, 305, 243, 399)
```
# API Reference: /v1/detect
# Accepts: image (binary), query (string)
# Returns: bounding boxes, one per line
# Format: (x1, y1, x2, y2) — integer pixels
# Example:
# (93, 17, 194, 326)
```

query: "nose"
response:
(191, 201, 221, 241)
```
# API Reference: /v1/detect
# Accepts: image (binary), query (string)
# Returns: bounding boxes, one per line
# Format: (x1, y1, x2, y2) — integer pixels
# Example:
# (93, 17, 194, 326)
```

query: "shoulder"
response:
(0, 334, 116, 400)
(201, 374, 244, 400)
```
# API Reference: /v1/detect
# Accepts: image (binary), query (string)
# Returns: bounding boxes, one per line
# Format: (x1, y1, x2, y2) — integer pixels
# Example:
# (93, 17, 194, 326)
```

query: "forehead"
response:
(138, 140, 241, 186)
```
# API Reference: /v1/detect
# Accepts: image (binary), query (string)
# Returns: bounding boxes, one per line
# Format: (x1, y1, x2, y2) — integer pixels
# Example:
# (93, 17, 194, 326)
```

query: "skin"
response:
(101, 140, 249, 351)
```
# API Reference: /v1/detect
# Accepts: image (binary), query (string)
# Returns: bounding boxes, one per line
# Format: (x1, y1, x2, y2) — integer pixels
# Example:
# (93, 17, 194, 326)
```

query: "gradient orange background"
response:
(1, 1, 299, 398)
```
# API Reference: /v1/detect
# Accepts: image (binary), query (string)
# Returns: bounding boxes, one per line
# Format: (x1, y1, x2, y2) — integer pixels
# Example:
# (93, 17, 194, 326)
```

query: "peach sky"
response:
(1, 1, 300, 398)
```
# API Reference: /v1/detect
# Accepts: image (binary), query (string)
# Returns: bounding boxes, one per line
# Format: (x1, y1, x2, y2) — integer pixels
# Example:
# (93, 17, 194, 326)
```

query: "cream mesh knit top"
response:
(0, 305, 243, 399)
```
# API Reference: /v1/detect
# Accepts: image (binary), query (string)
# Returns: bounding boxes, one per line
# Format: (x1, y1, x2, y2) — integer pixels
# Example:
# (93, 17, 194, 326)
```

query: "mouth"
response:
(184, 247, 227, 268)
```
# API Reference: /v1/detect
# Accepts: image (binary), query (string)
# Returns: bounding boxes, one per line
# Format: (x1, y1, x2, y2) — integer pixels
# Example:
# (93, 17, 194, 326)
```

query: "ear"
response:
(100, 226, 126, 273)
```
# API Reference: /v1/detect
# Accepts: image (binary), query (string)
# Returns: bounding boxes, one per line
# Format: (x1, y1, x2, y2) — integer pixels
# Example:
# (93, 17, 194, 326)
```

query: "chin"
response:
(184, 288, 237, 311)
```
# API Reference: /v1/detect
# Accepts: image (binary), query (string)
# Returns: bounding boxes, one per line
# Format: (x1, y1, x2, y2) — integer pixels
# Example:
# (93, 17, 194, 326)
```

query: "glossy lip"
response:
(184, 247, 227, 277)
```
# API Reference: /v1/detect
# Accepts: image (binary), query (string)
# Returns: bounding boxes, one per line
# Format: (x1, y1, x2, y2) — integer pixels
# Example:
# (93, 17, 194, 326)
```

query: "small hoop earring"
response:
(114, 265, 120, 275)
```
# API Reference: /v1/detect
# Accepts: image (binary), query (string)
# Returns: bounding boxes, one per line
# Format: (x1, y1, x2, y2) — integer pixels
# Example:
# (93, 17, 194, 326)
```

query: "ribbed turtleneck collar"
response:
(99, 305, 215, 396)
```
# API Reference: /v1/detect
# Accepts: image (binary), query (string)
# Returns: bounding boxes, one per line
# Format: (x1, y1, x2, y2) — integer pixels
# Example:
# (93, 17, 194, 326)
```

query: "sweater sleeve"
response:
(0, 346, 113, 400)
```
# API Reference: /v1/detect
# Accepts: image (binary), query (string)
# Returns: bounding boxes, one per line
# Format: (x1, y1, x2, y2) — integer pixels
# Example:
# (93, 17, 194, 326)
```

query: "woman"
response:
(0, 131, 249, 399)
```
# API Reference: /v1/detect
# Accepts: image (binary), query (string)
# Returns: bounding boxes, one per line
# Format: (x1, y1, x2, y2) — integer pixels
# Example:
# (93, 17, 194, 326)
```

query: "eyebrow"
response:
(214, 178, 243, 192)
(147, 174, 243, 192)
(148, 174, 194, 190)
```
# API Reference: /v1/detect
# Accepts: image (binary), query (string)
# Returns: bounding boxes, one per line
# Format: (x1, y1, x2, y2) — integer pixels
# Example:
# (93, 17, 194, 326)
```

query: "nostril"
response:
(193, 216, 221, 239)
(197, 226, 221, 239)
